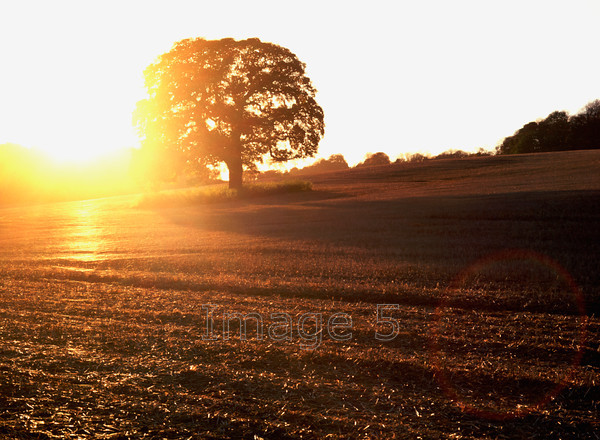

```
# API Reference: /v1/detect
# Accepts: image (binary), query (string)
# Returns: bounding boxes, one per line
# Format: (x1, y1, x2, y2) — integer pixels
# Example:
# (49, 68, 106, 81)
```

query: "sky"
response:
(1, 0, 599, 166)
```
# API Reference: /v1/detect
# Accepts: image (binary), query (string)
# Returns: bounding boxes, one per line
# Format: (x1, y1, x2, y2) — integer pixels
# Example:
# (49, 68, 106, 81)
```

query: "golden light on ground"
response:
(64, 202, 103, 262)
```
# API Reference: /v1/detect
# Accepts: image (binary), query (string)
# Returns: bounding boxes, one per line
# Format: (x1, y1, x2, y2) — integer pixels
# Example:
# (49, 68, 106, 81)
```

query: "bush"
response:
(136, 180, 312, 208)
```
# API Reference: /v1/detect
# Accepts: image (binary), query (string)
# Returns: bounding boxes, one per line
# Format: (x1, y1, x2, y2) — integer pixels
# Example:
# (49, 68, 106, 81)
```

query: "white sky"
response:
(0, 0, 599, 165)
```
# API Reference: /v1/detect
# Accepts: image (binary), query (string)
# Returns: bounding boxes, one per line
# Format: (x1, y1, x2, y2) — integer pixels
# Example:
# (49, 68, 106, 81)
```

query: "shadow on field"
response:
(162, 188, 600, 304)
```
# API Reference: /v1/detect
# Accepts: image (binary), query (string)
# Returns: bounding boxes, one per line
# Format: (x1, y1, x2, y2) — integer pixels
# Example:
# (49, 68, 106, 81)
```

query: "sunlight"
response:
(41, 145, 111, 165)
(0, 142, 138, 206)
(33, 119, 140, 165)
(63, 202, 104, 262)
(1, 0, 599, 172)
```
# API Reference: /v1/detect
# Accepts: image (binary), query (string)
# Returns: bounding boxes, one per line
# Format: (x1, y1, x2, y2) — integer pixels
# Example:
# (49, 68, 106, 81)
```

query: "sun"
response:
(0, 27, 148, 167)
(4, 80, 143, 166)
(30, 101, 141, 166)
(38, 140, 127, 165)
(38, 144, 103, 165)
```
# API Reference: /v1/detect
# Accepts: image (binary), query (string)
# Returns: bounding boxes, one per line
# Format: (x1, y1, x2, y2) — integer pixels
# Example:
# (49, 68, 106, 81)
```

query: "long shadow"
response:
(159, 188, 600, 309)
(163, 188, 600, 251)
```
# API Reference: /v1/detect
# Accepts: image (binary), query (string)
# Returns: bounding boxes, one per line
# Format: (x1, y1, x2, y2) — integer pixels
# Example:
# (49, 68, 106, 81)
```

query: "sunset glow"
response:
(0, 1, 598, 434)
(1, 1, 599, 166)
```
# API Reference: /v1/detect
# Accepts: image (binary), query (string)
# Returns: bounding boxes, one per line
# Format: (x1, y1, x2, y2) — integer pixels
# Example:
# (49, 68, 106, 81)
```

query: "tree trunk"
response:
(227, 155, 243, 190)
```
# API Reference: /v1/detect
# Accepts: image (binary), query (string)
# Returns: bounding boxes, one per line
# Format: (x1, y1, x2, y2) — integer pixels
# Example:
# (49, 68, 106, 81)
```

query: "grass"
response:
(136, 180, 313, 208)
(0, 150, 598, 438)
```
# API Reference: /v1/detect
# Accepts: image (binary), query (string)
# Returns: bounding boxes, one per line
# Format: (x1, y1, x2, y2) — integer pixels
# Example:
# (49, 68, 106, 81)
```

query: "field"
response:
(0, 150, 599, 439)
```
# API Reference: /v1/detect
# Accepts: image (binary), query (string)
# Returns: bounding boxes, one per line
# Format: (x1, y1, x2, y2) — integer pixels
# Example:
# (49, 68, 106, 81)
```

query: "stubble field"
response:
(0, 150, 599, 439)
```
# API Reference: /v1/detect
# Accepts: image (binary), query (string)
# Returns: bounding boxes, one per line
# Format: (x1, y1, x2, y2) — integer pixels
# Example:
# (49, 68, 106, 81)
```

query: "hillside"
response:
(0, 149, 598, 438)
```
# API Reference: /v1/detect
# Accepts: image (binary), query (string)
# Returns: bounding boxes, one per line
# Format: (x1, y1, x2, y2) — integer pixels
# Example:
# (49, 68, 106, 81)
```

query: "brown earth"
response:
(0, 149, 599, 438)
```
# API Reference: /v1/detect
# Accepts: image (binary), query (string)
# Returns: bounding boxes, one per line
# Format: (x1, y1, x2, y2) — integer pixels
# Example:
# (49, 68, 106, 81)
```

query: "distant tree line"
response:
(497, 99, 600, 155)
(256, 148, 494, 180)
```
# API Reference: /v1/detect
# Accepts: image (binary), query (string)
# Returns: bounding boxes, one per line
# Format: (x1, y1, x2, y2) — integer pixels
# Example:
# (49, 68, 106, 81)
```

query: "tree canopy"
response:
(355, 152, 391, 168)
(133, 37, 325, 189)
(497, 100, 600, 155)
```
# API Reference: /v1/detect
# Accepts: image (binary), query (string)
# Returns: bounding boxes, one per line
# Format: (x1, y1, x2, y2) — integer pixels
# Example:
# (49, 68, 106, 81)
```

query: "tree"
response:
(356, 152, 391, 167)
(497, 121, 539, 154)
(286, 154, 349, 177)
(569, 99, 600, 149)
(537, 110, 569, 151)
(133, 37, 325, 189)
(307, 154, 349, 172)
(497, 99, 600, 155)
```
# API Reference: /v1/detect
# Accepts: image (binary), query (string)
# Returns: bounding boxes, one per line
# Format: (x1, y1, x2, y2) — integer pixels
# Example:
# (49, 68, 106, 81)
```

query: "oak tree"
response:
(134, 37, 325, 189)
